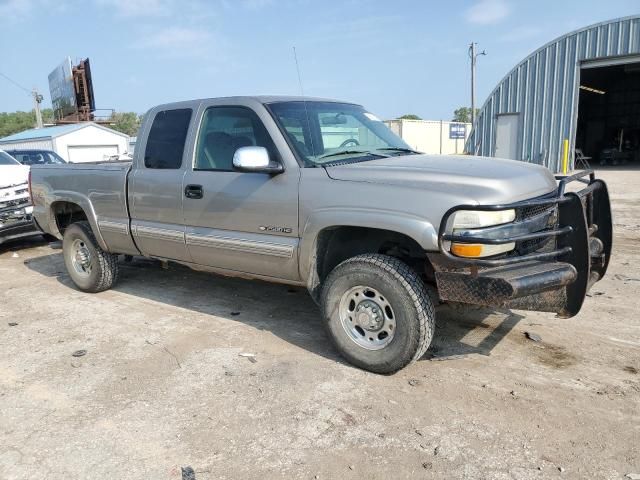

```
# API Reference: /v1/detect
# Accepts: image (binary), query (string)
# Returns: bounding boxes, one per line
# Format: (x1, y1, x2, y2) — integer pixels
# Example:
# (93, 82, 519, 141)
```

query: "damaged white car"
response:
(0, 150, 40, 245)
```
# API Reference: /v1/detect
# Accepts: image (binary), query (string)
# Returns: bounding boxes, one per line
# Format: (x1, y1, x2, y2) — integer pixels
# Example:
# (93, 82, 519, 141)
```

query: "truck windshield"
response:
(0, 151, 20, 165)
(268, 101, 416, 166)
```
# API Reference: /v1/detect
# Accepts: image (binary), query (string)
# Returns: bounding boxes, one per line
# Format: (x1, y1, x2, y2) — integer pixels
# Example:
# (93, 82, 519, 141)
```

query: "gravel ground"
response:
(0, 168, 638, 480)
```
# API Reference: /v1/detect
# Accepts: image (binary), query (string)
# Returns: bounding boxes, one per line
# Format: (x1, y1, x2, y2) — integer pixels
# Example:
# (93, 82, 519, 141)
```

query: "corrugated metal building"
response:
(466, 15, 640, 172)
(0, 123, 129, 163)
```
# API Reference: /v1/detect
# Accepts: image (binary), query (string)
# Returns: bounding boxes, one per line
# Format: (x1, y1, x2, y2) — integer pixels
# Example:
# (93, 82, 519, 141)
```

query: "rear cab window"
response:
(144, 108, 192, 169)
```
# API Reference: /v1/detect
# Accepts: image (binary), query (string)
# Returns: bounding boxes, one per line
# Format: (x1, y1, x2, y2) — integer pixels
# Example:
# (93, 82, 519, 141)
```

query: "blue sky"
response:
(0, 0, 638, 120)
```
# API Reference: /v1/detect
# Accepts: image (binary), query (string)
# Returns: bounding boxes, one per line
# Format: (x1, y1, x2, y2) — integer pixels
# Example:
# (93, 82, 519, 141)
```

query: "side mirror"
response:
(232, 146, 283, 174)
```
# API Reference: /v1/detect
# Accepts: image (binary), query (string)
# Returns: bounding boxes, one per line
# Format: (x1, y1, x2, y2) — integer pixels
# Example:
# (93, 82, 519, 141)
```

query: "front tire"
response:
(321, 254, 435, 374)
(62, 221, 119, 292)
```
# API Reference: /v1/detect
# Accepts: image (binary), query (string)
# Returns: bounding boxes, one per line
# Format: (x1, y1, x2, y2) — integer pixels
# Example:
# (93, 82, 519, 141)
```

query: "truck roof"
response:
(150, 95, 360, 112)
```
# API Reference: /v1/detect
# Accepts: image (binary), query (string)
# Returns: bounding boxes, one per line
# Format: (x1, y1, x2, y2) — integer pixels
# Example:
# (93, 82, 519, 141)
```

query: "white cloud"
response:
(239, 0, 272, 8)
(0, 0, 68, 18)
(0, 0, 32, 17)
(218, 0, 273, 9)
(96, 0, 172, 17)
(465, 0, 511, 25)
(134, 26, 218, 57)
(499, 25, 542, 42)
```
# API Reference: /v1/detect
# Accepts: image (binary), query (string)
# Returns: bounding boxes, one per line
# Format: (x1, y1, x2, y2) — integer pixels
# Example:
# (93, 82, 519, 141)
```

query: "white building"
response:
(0, 123, 130, 163)
(128, 136, 137, 154)
(385, 119, 471, 155)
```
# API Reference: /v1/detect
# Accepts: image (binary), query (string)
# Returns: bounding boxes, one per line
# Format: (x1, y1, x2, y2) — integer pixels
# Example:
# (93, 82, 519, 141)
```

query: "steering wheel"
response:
(340, 138, 360, 148)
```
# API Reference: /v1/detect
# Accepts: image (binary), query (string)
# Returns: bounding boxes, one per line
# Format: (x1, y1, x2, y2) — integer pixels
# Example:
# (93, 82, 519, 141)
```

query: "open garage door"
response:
(576, 59, 640, 167)
(67, 145, 119, 163)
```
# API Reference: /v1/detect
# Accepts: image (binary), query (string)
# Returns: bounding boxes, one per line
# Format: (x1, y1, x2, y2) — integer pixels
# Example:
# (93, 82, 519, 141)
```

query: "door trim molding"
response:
(134, 225, 185, 243)
(185, 232, 294, 258)
(98, 220, 129, 235)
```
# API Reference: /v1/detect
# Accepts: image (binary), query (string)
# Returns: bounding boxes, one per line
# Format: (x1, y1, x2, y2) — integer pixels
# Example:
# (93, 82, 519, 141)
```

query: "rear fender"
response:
(48, 192, 109, 251)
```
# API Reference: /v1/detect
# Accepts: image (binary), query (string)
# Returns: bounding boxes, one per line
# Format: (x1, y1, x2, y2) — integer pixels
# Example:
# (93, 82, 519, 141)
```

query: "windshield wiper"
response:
(318, 150, 384, 160)
(375, 147, 420, 154)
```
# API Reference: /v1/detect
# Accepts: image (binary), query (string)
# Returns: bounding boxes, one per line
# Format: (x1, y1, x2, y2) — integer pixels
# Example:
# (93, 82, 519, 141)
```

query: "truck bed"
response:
(30, 162, 133, 251)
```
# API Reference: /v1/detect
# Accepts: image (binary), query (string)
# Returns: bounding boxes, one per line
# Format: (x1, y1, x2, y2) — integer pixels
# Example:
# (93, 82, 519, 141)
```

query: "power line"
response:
(0, 71, 32, 95)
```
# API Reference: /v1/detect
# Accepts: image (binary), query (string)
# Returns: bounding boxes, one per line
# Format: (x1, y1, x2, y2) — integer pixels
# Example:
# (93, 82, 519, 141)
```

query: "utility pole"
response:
(32, 89, 44, 128)
(469, 42, 486, 127)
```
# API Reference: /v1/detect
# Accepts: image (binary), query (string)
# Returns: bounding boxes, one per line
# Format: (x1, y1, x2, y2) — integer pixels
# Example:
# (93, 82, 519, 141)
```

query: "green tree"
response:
(452, 107, 478, 123)
(108, 112, 142, 137)
(398, 114, 422, 120)
(0, 109, 55, 138)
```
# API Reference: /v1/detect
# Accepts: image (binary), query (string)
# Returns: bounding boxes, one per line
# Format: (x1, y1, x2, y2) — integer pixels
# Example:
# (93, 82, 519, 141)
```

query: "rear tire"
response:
(62, 221, 119, 292)
(321, 254, 435, 374)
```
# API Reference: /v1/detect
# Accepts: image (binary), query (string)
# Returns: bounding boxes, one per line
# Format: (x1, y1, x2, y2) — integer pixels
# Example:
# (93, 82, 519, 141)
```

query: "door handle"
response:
(184, 184, 203, 199)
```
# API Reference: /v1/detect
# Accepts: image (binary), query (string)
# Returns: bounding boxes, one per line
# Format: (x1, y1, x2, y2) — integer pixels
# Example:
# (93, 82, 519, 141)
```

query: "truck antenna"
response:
(292, 46, 315, 157)
(293, 46, 305, 97)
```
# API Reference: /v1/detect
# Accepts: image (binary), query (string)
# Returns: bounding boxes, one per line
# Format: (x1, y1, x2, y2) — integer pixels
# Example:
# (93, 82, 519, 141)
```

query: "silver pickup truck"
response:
(30, 96, 612, 373)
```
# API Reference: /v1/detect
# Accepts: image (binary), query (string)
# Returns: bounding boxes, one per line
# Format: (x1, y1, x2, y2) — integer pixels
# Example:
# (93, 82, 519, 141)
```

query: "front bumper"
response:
(0, 188, 40, 246)
(428, 170, 612, 318)
(0, 218, 41, 245)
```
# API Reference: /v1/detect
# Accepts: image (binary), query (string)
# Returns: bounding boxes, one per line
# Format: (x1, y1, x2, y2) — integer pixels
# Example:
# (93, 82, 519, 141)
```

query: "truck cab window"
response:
(144, 108, 192, 169)
(268, 101, 410, 166)
(194, 107, 277, 171)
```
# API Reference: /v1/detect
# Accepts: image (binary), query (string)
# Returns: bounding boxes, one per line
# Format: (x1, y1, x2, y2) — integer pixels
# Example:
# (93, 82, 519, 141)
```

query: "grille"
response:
(516, 232, 556, 255)
(0, 197, 29, 208)
(0, 182, 31, 224)
(516, 203, 553, 220)
(513, 201, 559, 255)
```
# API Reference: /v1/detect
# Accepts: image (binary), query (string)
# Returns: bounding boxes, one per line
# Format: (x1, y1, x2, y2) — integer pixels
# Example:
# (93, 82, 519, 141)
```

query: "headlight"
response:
(451, 209, 515, 229)
(450, 208, 516, 258)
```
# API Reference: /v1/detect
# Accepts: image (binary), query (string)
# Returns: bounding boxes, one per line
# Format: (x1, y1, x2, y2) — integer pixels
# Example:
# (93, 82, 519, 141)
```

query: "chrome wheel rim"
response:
(70, 238, 92, 277)
(339, 286, 396, 350)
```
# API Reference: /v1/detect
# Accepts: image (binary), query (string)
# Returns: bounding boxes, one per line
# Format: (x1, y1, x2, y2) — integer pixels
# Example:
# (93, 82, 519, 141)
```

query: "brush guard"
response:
(427, 170, 612, 318)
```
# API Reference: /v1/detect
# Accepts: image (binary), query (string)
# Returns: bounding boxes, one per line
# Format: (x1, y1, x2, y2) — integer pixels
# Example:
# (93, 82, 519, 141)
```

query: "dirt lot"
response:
(1, 169, 638, 480)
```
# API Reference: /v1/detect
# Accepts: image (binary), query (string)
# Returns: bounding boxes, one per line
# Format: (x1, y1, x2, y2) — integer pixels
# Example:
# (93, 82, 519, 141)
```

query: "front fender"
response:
(299, 207, 438, 283)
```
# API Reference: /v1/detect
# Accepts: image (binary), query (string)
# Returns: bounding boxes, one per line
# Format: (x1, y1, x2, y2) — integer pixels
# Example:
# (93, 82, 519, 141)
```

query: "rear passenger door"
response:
(129, 108, 193, 262)
(181, 105, 300, 280)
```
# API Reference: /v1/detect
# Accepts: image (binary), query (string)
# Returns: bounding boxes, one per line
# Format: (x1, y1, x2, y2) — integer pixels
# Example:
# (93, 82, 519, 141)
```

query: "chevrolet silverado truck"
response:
(30, 96, 612, 373)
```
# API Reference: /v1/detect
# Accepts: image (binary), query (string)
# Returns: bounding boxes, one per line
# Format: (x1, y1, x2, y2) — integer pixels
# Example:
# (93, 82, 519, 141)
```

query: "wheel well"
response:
(314, 226, 435, 289)
(51, 201, 88, 235)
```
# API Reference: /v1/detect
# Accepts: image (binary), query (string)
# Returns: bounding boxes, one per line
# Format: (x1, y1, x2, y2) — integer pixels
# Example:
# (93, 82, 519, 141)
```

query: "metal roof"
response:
(0, 122, 128, 144)
(466, 15, 640, 172)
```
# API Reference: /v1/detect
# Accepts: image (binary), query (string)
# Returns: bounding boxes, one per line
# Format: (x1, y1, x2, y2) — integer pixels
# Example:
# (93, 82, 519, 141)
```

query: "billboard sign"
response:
(48, 57, 76, 120)
(449, 123, 466, 139)
(82, 58, 96, 112)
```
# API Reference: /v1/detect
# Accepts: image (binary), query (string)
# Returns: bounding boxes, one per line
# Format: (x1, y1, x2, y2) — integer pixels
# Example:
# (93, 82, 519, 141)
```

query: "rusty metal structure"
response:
(71, 59, 96, 122)
(48, 57, 113, 124)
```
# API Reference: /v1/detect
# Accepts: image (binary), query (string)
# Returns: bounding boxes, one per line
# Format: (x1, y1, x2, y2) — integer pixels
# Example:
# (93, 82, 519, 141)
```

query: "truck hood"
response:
(324, 154, 557, 204)
(0, 165, 29, 188)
